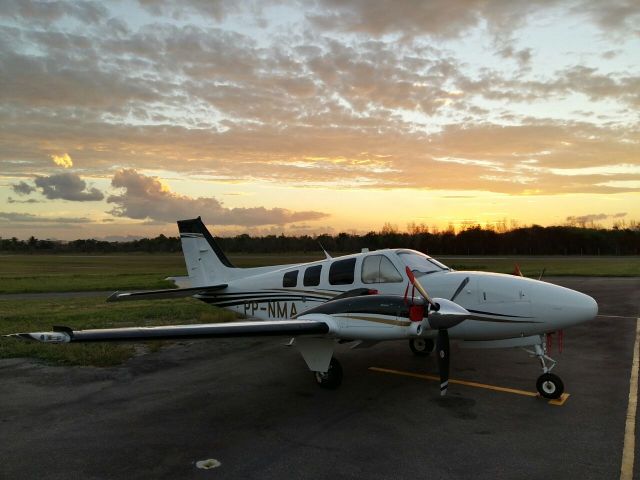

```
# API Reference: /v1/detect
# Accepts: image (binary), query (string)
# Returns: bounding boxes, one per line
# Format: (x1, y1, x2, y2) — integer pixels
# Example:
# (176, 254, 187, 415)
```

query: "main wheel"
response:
(536, 373, 564, 399)
(409, 338, 435, 356)
(314, 357, 343, 389)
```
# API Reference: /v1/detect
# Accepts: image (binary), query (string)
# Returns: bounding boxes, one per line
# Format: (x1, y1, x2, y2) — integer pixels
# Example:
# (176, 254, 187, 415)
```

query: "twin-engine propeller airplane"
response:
(6, 217, 598, 399)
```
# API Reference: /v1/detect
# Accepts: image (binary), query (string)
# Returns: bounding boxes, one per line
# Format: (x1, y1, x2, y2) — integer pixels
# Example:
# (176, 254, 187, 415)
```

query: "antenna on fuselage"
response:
(318, 242, 332, 260)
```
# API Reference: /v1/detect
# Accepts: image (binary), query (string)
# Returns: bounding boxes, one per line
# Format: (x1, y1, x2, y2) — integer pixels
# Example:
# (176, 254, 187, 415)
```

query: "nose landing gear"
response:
(527, 339, 565, 399)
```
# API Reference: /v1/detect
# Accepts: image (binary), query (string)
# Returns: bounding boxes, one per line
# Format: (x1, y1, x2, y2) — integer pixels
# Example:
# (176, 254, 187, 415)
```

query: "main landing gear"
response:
(409, 338, 435, 356)
(528, 340, 564, 399)
(314, 357, 343, 389)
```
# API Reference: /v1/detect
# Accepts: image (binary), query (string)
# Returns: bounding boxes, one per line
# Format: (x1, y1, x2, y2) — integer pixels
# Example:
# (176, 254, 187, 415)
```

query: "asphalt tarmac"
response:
(1, 277, 638, 479)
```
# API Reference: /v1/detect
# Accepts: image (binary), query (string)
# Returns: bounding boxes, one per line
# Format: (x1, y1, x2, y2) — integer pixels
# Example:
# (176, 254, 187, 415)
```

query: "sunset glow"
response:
(1, 1, 638, 239)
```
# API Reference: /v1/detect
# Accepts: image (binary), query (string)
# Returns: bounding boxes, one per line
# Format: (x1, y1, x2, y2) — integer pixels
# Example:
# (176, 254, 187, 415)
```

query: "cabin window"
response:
(283, 270, 298, 287)
(303, 265, 322, 286)
(329, 258, 356, 285)
(362, 255, 403, 284)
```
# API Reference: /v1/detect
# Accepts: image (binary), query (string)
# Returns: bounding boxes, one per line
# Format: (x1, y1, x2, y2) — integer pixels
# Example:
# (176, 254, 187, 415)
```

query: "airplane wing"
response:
(107, 284, 227, 302)
(5, 320, 329, 344)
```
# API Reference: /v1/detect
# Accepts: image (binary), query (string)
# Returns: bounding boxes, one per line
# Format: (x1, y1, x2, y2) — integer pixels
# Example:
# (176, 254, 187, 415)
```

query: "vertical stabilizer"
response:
(177, 217, 235, 286)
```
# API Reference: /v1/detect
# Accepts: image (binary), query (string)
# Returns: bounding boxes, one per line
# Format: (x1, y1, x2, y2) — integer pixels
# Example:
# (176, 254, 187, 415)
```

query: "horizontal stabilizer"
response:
(107, 284, 227, 302)
(5, 320, 330, 343)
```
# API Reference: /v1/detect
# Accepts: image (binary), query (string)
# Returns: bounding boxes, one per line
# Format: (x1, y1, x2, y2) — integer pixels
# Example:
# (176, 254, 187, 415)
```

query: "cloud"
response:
(7, 196, 40, 204)
(0, 0, 637, 204)
(566, 212, 627, 225)
(0, 211, 91, 223)
(106, 169, 329, 226)
(0, 0, 109, 25)
(11, 180, 35, 195)
(34, 172, 104, 201)
(308, 0, 640, 39)
(51, 153, 73, 168)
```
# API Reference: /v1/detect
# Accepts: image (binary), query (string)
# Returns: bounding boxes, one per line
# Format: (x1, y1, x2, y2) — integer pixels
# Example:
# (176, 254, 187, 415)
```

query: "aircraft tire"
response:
(536, 373, 564, 399)
(314, 358, 343, 389)
(409, 338, 435, 356)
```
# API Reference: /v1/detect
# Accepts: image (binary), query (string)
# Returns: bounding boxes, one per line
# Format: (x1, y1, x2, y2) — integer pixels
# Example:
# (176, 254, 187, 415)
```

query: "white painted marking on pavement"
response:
(620, 318, 640, 480)
(196, 459, 221, 470)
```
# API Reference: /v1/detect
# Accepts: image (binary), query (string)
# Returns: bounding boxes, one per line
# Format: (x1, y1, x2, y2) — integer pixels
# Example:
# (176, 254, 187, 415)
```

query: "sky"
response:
(0, 0, 639, 240)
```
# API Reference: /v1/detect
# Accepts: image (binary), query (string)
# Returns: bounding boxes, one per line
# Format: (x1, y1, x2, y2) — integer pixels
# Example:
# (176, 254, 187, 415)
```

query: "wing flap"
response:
(5, 320, 329, 343)
(107, 284, 227, 302)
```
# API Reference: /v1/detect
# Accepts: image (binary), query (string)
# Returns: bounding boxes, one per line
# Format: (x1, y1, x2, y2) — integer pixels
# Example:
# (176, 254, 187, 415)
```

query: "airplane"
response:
(6, 217, 598, 399)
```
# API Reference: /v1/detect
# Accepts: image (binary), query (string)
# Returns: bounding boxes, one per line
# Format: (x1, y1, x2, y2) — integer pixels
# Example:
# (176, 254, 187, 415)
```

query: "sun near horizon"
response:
(1, 1, 638, 240)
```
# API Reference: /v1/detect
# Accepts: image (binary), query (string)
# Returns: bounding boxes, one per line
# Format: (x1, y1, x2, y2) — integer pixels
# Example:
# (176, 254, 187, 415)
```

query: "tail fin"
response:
(177, 217, 235, 286)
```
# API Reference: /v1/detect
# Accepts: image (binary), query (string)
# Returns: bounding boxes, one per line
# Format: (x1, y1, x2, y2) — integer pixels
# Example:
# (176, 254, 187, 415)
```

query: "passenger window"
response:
(362, 255, 403, 284)
(329, 258, 356, 285)
(303, 265, 322, 287)
(283, 270, 298, 288)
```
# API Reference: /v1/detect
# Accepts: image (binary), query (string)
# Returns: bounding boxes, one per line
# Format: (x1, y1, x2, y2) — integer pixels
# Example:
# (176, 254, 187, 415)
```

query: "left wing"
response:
(5, 320, 329, 344)
(107, 284, 227, 302)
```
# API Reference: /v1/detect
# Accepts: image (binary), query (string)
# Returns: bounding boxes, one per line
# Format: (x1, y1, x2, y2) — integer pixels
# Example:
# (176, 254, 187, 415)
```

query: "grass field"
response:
(0, 297, 235, 366)
(440, 255, 640, 277)
(0, 253, 637, 366)
(0, 253, 323, 294)
(0, 253, 637, 294)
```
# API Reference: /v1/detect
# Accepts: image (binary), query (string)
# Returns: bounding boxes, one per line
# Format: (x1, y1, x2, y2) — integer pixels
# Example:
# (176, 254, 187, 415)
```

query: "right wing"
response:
(5, 319, 330, 344)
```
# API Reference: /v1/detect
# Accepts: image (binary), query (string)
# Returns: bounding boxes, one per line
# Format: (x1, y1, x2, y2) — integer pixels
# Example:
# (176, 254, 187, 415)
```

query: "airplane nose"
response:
(583, 293, 598, 320)
(535, 282, 598, 328)
(562, 289, 598, 325)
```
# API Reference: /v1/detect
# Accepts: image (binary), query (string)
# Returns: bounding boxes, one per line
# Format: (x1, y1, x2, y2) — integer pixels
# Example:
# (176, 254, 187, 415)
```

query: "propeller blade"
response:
(405, 266, 438, 310)
(450, 276, 470, 302)
(538, 268, 546, 280)
(436, 329, 450, 396)
(513, 263, 523, 277)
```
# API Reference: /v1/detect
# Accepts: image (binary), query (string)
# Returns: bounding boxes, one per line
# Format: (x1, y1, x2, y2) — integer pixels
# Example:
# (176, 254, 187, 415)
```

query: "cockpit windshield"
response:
(397, 251, 450, 278)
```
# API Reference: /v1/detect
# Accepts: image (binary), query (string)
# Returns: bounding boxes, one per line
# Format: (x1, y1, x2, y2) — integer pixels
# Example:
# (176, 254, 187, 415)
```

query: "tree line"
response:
(1, 224, 639, 255)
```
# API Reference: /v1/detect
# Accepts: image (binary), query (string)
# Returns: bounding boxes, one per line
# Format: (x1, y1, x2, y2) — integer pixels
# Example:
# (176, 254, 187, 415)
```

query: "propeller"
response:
(405, 266, 470, 395)
(404, 267, 440, 310)
(538, 267, 546, 280)
(513, 263, 523, 277)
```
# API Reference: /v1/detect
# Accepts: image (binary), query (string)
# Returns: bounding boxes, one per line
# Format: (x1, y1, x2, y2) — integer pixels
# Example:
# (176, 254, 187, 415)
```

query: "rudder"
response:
(177, 217, 235, 286)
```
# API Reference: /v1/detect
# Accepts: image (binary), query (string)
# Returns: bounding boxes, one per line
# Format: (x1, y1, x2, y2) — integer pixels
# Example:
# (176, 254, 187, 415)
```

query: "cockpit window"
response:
(397, 251, 450, 278)
(361, 255, 403, 284)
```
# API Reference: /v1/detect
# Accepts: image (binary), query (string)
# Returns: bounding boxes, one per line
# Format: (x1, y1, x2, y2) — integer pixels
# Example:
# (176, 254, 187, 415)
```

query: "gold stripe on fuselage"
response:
(334, 314, 411, 327)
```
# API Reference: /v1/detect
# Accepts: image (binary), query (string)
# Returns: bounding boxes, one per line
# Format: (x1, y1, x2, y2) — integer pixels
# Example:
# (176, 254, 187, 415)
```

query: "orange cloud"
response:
(51, 153, 73, 168)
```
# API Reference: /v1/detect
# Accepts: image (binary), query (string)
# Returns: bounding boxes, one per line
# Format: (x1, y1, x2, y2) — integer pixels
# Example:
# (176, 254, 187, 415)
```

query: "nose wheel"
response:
(536, 373, 564, 399)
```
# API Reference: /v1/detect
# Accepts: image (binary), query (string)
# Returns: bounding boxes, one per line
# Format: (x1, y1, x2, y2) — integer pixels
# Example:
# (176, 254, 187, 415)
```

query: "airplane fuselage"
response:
(194, 248, 597, 342)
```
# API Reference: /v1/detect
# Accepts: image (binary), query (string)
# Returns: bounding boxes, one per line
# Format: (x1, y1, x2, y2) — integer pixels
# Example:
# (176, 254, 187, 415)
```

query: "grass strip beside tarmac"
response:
(0, 254, 638, 294)
(0, 297, 235, 366)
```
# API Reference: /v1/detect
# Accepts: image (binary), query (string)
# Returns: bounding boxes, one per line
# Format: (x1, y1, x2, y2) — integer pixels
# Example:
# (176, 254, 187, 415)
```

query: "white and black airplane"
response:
(7, 217, 598, 398)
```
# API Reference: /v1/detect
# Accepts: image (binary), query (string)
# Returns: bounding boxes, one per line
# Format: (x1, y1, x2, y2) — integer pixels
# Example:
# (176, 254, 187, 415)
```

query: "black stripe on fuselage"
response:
(467, 317, 541, 324)
(467, 309, 533, 319)
(200, 289, 338, 298)
(198, 293, 330, 304)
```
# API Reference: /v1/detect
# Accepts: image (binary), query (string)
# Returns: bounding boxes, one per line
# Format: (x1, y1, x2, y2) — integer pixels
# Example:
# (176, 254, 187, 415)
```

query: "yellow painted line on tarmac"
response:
(369, 367, 570, 406)
(620, 318, 640, 480)
(547, 393, 570, 406)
